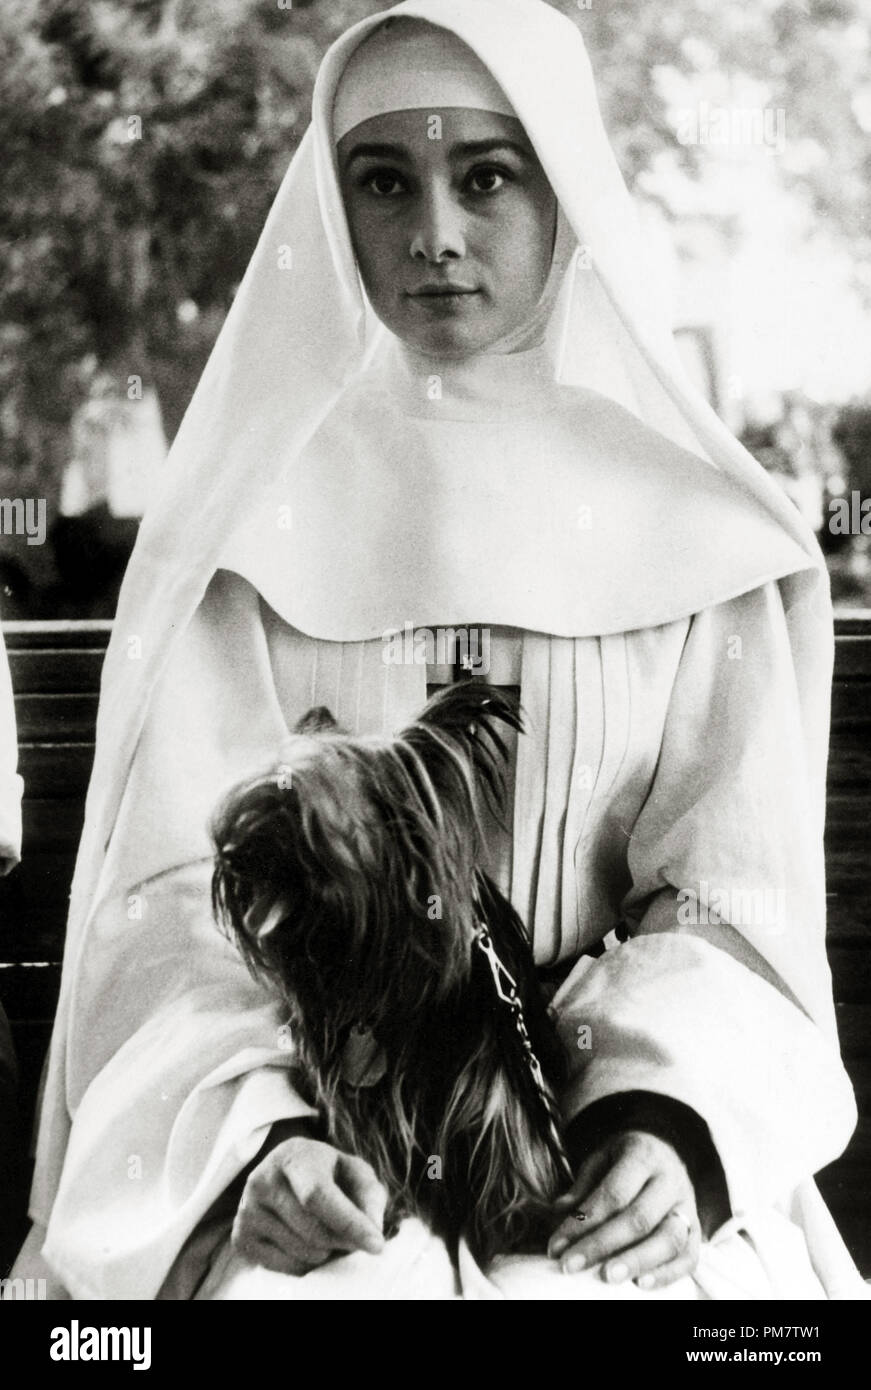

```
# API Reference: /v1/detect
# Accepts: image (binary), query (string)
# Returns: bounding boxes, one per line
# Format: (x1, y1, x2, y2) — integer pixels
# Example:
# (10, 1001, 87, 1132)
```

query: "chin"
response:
(380, 302, 492, 360)
(407, 323, 493, 360)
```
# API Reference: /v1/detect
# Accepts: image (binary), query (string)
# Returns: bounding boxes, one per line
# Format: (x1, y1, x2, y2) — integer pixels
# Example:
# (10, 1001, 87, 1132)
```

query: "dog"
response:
(210, 681, 572, 1265)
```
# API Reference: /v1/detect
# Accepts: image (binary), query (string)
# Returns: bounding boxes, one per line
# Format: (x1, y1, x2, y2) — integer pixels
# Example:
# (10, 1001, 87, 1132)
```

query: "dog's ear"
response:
(416, 682, 523, 739)
(293, 705, 340, 735)
(403, 682, 524, 818)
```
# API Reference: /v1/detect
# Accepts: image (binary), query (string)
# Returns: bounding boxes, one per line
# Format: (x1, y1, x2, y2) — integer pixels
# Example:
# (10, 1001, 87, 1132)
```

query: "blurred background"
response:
(1, 0, 871, 618)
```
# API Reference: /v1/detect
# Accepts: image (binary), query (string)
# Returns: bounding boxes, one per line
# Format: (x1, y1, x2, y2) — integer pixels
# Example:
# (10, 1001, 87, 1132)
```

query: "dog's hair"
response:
(210, 682, 570, 1264)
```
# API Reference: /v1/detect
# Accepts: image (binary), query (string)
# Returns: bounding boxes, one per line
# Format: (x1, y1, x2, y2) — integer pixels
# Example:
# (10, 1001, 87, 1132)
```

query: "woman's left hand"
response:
(547, 1130, 701, 1290)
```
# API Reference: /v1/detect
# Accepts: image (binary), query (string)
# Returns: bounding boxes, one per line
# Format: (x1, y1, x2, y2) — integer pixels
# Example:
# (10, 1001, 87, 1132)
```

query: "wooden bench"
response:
(0, 617, 869, 1273)
(0, 621, 110, 1268)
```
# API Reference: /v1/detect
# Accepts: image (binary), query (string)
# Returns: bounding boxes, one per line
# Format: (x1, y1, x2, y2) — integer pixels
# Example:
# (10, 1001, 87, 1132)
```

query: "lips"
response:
(408, 285, 478, 298)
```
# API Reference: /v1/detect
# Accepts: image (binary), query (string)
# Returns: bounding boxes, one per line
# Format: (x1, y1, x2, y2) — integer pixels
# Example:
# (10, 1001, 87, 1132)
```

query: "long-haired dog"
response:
(210, 682, 572, 1265)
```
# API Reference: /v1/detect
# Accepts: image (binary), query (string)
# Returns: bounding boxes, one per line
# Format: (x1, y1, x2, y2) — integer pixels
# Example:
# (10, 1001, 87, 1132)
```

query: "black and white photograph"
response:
(1, 0, 871, 1357)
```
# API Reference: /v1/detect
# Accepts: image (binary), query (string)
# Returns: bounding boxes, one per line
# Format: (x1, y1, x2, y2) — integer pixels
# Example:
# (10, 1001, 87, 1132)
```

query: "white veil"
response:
(70, 0, 828, 932)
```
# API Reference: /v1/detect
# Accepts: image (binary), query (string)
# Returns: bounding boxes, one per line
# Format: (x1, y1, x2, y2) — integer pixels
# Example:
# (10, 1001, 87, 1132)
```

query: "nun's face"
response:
(338, 109, 558, 357)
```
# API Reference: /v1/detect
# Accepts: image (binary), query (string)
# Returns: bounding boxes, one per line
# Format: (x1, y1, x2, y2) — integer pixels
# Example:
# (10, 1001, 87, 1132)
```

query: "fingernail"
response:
(562, 1255, 586, 1274)
(549, 1238, 569, 1259)
(606, 1261, 628, 1283)
(637, 1274, 655, 1290)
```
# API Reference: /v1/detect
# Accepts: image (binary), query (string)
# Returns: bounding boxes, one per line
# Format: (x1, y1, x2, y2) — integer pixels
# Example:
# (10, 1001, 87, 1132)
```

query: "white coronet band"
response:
(333, 20, 516, 141)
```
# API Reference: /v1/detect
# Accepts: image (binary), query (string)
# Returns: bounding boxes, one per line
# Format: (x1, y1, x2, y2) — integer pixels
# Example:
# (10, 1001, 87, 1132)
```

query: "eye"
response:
(360, 168, 407, 198)
(466, 165, 510, 194)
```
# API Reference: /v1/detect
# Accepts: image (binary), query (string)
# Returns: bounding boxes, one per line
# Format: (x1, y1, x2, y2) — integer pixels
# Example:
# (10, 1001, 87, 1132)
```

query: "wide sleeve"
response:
(36, 862, 320, 1300)
(550, 579, 857, 1218)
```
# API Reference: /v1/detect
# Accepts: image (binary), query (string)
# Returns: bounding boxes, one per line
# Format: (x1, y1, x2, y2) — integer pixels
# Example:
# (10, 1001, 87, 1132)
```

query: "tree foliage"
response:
(1, 0, 869, 502)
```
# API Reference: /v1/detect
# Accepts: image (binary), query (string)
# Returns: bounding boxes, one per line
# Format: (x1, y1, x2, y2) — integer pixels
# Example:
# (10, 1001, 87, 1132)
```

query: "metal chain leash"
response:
(473, 918, 575, 1183)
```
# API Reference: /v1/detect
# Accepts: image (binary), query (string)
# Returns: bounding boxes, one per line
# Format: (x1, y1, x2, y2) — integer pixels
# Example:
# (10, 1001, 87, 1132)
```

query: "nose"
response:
(409, 183, 466, 263)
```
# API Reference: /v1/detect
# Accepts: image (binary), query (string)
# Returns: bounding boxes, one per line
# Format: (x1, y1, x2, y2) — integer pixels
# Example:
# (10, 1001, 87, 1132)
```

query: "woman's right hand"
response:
(231, 1135, 387, 1275)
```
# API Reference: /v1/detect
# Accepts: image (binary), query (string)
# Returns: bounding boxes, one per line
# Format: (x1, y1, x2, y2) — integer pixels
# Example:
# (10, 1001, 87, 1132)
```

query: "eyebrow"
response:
(452, 139, 532, 160)
(342, 138, 533, 167)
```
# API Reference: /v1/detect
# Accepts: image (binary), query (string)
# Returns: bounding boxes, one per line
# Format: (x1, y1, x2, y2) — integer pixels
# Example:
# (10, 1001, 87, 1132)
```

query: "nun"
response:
(15, 0, 863, 1300)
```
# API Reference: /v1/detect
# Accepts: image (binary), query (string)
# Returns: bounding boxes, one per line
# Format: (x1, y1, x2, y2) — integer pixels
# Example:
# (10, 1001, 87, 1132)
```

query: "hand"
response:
(547, 1130, 701, 1290)
(232, 1135, 387, 1276)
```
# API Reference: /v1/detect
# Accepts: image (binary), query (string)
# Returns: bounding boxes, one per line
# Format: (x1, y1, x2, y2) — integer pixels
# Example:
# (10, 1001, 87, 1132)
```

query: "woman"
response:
(16, 0, 862, 1299)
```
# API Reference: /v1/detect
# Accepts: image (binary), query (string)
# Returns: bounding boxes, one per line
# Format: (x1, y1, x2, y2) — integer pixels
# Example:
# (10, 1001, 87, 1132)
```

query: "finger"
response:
(231, 1212, 332, 1276)
(548, 1148, 623, 1254)
(552, 1146, 612, 1212)
(239, 1235, 320, 1278)
(549, 1148, 650, 1259)
(548, 1146, 615, 1257)
(548, 1203, 595, 1259)
(243, 1176, 340, 1255)
(301, 1177, 386, 1255)
(337, 1154, 388, 1233)
(634, 1230, 702, 1292)
(598, 1208, 700, 1287)
(560, 1175, 674, 1273)
(237, 1203, 337, 1265)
